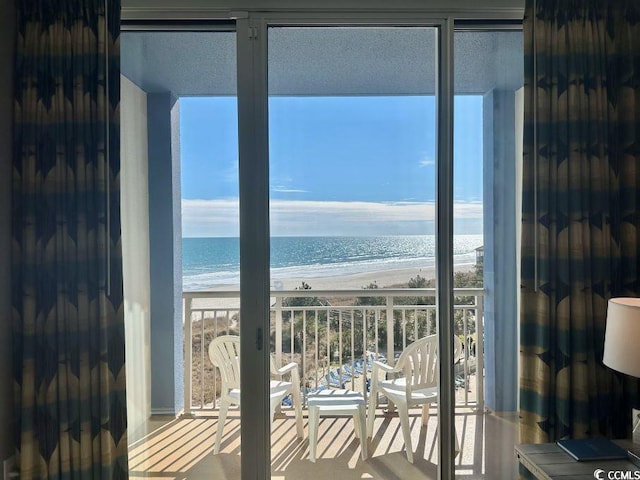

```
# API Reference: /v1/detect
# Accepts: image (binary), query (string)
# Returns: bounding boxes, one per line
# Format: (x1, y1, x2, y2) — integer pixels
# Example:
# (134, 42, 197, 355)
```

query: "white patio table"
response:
(307, 388, 368, 462)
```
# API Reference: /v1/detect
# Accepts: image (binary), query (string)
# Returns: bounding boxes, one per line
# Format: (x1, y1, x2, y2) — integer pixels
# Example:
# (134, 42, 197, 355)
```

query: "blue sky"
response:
(180, 95, 483, 237)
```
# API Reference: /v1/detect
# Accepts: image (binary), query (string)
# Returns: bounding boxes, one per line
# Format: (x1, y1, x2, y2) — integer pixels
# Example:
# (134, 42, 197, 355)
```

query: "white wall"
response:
(121, 75, 152, 442)
(0, 0, 15, 463)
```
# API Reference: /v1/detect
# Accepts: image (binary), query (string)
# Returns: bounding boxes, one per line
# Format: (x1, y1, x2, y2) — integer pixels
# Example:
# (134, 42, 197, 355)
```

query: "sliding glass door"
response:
(235, 18, 525, 480)
(267, 24, 443, 473)
(122, 13, 522, 480)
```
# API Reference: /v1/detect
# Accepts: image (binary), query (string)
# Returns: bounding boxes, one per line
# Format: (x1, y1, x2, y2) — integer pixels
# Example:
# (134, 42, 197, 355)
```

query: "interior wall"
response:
(121, 75, 152, 441)
(0, 0, 16, 463)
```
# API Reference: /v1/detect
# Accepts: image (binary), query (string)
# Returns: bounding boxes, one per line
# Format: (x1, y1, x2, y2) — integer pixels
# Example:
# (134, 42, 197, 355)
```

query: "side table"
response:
(307, 388, 368, 462)
(515, 442, 640, 479)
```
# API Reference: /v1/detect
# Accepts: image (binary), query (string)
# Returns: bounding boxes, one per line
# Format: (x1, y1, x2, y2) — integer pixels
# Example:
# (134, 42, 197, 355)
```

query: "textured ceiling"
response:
(121, 28, 523, 96)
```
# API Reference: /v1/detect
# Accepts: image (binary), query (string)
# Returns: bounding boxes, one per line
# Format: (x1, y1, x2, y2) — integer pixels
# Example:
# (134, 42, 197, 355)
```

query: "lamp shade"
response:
(603, 297, 640, 378)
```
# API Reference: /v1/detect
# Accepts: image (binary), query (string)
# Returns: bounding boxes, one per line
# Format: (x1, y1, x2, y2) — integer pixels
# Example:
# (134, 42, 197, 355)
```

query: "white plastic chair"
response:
(366, 334, 463, 463)
(269, 354, 304, 438)
(208, 335, 303, 454)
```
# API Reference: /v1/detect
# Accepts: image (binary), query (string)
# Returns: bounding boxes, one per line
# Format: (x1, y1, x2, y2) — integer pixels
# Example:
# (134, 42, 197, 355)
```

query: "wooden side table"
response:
(515, 442, 640, 479)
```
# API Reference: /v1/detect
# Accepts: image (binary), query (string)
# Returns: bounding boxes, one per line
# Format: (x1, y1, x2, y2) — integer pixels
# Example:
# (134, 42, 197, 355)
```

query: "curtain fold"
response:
(12, 0, 127, 478)
(520, 0, 640, 444)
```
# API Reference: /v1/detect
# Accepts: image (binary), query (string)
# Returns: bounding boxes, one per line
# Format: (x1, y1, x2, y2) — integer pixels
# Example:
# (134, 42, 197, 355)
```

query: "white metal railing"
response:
(183, 288, 483, 416)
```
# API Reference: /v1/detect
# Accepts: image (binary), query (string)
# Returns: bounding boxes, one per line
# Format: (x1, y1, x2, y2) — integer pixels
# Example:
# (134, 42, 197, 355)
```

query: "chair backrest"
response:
(208, 335, 241, 391)
(453, 335, 463, 363)
(396, 335, 438, 395)
(269, 355, 279, 375)
(209, 336, 287, 387)
(396, 334, 464, 397)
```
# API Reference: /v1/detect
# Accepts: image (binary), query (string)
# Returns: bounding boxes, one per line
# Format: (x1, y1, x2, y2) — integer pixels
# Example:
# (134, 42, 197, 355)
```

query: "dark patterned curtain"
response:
(520, 0, 640, 444)
(12, 0, 127, 478)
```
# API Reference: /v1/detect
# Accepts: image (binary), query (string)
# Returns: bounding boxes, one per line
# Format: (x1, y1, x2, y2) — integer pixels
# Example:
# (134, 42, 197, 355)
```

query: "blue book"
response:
(556, 438, 628, 462)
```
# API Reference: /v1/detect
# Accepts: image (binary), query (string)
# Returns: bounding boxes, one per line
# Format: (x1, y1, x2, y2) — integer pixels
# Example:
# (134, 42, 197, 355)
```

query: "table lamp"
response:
(603, 297, 640, 453)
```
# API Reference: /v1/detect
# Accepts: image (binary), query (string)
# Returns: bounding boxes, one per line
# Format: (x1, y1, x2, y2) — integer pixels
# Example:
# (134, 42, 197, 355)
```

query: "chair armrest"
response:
(274, 361, 298, 376)
(274, 362, 301, 388)
(371, 359, 405, 382)
(372, 360, 396, 374)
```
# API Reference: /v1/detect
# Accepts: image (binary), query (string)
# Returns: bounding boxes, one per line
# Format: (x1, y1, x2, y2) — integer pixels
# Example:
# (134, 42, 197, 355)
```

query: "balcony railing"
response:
(183, 288, 483, 416)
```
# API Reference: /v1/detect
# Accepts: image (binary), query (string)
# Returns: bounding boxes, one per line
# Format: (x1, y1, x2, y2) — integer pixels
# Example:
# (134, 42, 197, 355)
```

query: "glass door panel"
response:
(452, 28, 523, 478)
(267, 25, 439, 474)
(121, 28, 241, 478)
(178, 33, 242, 476)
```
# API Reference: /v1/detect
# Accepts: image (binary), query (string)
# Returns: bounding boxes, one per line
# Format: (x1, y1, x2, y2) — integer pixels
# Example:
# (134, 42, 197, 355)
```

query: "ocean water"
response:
(182, 235, 483, 290)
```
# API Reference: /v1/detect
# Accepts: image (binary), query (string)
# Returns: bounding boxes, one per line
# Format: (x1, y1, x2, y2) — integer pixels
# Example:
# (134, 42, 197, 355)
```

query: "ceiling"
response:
(121, 28, 523, 96)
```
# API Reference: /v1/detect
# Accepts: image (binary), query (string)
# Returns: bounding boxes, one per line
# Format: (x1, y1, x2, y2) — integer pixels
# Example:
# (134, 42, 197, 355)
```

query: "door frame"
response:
(236, 13, 456, 480)
(119, 6, 524, 478)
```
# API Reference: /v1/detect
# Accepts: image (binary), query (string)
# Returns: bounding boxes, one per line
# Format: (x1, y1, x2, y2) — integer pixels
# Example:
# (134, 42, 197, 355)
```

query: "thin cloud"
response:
(182, 198, 482, 237)
(182, 198, 239, 237)
(272, 186, 309, 193)
(419, 155, 435, 167)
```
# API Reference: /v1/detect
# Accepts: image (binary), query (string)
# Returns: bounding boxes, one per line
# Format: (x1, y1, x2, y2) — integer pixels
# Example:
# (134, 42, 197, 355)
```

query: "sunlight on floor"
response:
(128, 409, 518, 480)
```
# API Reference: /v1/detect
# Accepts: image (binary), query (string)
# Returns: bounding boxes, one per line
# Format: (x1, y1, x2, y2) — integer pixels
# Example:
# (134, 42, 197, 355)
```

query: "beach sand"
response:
(273, 262, 474, 291)
(275, 267, 424, 291)
(187, 262, 476, 310)
(193, 262, 476, 292)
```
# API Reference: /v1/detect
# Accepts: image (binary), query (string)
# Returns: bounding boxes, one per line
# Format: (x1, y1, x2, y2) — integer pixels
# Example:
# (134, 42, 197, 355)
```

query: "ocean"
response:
(182, 235, 483, 291)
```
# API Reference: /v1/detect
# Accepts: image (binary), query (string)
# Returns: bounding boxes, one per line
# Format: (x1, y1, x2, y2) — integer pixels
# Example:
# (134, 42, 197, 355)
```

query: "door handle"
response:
(256, 327, 263, 351)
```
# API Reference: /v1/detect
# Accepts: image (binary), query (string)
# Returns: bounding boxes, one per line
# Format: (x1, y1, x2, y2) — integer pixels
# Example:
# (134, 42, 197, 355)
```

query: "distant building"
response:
(475, 245, 484, 266)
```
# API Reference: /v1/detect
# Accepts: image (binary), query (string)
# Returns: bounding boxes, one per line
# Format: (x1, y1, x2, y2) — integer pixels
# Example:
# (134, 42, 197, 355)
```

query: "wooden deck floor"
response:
(128, 407, 519, 480)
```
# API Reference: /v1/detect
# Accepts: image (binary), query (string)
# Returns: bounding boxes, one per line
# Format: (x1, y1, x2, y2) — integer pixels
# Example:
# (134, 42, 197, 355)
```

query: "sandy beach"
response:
(191, 262, 475, 293)
(187, 262, 476, 310)
(272, 262, 474, 291)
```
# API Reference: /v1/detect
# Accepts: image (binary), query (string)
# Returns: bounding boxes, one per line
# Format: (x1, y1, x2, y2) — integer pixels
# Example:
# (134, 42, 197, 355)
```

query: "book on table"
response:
(556, 438, 628, 462)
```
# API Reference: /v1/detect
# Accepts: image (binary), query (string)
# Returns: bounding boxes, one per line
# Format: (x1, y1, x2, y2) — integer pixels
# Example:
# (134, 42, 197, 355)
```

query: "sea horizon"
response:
(182, 234, 483, 291)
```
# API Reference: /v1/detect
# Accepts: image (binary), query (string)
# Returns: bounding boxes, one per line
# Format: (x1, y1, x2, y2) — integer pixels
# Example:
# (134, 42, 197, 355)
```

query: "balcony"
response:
(127, 286, 518, 478)
(118, 23, 523, 479)
(183, 288, 484, 414)
(128, 409, 519, 479)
